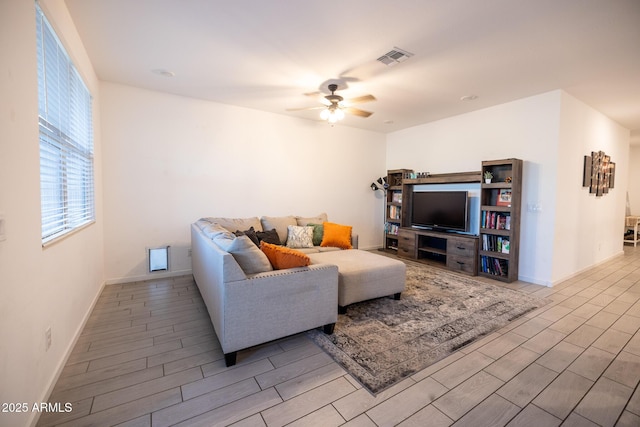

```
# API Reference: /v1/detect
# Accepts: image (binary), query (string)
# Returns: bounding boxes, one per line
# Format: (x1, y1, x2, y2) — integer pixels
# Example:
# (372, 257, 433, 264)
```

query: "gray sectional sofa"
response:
(191, 214, 405, 366)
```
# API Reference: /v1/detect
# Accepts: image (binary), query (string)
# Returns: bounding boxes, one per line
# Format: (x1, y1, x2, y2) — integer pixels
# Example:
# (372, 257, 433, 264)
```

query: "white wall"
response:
(552, 92, 629, 283)
(628, 146, 640, 215)
(388, 90, 630, 285)
(100, 83, 387, 283)
(387, 91, 562, 285)
(0, 1, 104, 426)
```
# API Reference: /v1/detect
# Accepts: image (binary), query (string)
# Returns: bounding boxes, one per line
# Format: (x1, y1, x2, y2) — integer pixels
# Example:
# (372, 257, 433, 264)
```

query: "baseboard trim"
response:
(105, 268, 192, 285)
(548, 250, 625, 287)
(29, 279, 106, 427)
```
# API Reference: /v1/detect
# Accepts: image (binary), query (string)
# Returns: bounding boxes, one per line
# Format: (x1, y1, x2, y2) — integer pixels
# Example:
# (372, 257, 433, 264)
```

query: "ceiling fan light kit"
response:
(320, 105, 345, 124)
(288, 82, 375, 125)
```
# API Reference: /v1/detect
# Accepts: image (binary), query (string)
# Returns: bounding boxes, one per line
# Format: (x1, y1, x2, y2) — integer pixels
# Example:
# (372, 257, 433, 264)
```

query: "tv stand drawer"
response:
(447, 255, 476, 275)
(397, 228, 478, 275)
(447, 237, 477, 257)
(397, 229, 416, 258)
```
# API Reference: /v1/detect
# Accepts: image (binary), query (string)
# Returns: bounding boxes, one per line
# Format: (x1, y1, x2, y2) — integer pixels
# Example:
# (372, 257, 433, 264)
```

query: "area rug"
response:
(307, 259, 548, 394)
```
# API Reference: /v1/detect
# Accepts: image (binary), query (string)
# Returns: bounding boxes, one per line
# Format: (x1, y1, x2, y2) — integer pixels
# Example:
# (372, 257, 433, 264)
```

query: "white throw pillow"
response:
(286, 225, 315, 248)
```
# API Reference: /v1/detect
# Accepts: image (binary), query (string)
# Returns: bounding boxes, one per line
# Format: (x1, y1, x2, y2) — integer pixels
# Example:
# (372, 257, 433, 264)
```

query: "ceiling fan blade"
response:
(286, 106, 325, 112)
(346, 94, 376, 105)
(344, 107, 373, 118)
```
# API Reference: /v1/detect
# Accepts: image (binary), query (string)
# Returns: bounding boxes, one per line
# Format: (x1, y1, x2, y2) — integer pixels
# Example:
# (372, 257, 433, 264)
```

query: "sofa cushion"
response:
(206, 217, 263, 233)
(234, 227, 260, 247)
(286, 225, 315, 249)
(260, 215, 297, 245)
(321, 222, 353, 250)
(195, 218, 214, 230)
(260, 241, 311, 270)
(255, 228, 281, 245)
(214, 235, 273, 275)
(296, 213, 328, 226)
(202, 223, 235, 240)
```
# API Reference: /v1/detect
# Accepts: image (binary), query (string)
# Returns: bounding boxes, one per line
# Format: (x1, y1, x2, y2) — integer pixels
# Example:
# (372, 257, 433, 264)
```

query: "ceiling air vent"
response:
(377, 47, 414, 66)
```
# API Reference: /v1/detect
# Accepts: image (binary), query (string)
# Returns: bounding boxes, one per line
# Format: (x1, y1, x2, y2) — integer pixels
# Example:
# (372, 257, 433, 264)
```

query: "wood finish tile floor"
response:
(38, 247, 640, 427)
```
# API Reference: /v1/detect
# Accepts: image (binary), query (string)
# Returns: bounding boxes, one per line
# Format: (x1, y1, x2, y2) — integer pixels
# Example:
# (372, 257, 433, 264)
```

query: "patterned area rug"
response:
(307, 259, 548, 394)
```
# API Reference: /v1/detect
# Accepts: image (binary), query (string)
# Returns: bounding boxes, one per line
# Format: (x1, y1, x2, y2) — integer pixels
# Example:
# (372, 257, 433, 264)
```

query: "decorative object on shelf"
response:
(484, 170, 493, 183)
(496, 189, 512, 207)
(405, 172, 431, 179)
(505, 176, 512, 183)
(583, 151, 615, 197)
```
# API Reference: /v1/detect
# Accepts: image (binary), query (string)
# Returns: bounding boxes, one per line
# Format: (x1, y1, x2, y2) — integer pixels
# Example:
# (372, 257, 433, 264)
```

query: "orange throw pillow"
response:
(320, 222, 352, 249)
(260, 241, 311, 270)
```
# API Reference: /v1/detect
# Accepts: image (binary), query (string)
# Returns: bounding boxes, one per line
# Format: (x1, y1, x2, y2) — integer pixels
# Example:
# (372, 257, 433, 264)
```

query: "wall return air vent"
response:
(377, 47, 414, 66)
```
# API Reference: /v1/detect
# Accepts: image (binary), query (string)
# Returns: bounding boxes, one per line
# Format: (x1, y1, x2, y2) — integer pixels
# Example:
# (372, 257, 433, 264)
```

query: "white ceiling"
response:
(63, 0, 640, 144)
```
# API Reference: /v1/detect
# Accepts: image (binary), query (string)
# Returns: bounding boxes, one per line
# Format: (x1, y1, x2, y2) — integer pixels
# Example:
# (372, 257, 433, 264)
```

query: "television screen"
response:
(411, 191, 469, 232)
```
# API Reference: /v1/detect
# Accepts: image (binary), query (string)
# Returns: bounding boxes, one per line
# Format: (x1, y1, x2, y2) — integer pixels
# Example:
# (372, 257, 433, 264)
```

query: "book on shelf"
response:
(481, 211, 511, 230)
(392, 191, 402, 203)
(481, 235, 510, 253)
(480, 255, 509, 276)
(385, 223, 399, 235)
(388, 205, 401, 220)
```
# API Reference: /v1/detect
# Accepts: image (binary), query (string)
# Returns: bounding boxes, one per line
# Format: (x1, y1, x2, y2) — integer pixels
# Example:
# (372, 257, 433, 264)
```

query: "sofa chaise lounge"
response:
(191, 214, 405, 366)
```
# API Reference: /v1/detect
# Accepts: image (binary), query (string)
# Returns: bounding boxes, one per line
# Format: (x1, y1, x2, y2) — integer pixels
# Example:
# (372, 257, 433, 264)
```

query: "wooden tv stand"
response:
(397, 228, 478, 275)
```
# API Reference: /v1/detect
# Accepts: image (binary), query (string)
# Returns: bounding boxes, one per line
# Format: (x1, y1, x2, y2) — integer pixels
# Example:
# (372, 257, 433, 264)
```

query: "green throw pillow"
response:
(307, 223, 324, 246)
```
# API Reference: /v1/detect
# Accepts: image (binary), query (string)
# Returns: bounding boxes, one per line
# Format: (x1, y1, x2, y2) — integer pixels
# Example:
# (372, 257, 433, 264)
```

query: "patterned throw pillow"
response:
(286, 225, 314, 248)
(260, 242, 311, 270)
(320, 222, 352, 250)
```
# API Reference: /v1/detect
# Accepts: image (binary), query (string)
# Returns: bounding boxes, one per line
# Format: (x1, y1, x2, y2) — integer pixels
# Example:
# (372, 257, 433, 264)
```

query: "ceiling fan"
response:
(287, 83, 376, 123)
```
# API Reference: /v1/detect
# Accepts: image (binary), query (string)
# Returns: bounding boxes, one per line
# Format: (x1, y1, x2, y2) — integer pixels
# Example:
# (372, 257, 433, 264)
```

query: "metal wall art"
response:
(583, 151, 615, 197)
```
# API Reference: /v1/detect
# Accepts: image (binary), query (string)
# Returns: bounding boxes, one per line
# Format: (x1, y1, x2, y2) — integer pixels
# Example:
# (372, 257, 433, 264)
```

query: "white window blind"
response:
(36, 5, 95, 244)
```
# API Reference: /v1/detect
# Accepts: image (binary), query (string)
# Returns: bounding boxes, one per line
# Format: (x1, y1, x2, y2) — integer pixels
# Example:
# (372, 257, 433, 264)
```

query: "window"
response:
(36, 5, 95, 244)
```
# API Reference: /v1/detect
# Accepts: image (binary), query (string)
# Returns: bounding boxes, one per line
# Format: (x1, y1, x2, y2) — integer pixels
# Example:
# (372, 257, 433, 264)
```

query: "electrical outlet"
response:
(188, 248, 192, 257)
(45, 327, 52, 351)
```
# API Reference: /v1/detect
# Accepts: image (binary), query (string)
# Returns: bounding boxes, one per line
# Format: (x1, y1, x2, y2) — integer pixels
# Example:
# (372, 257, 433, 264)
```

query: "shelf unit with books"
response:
(479, 159, 522, 282)
(384, 169, 412, 251)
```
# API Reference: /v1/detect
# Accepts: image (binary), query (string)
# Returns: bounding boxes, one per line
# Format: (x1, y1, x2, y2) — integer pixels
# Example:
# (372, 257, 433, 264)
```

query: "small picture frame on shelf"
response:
(496, 189, 512, 207)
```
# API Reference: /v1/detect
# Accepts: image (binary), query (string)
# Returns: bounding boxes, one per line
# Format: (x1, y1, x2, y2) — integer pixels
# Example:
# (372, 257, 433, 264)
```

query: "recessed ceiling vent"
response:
(377, 47, 414, 66)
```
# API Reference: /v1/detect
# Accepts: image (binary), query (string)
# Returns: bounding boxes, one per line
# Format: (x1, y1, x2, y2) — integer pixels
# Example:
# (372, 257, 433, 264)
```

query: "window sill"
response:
(42, 220, 96, 248)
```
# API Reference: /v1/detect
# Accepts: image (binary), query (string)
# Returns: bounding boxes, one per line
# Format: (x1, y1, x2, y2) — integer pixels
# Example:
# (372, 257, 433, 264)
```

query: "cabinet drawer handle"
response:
(456, 261, 465, 265)
(456, 246, 466, 250)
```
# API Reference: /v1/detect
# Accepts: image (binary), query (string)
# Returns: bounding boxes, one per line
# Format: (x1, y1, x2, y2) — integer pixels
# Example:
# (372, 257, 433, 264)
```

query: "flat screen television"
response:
(411, 191, 469, 232)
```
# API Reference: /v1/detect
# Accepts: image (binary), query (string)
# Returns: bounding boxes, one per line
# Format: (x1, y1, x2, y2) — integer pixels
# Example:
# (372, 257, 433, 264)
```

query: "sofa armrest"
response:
(221, 264, 338, 353)
(351, 233, 359, 249)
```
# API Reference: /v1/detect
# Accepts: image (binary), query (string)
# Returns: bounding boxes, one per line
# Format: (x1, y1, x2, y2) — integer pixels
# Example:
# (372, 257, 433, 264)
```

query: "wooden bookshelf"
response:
(478, 159, 523, 282)
(384, 169, 412, 251)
